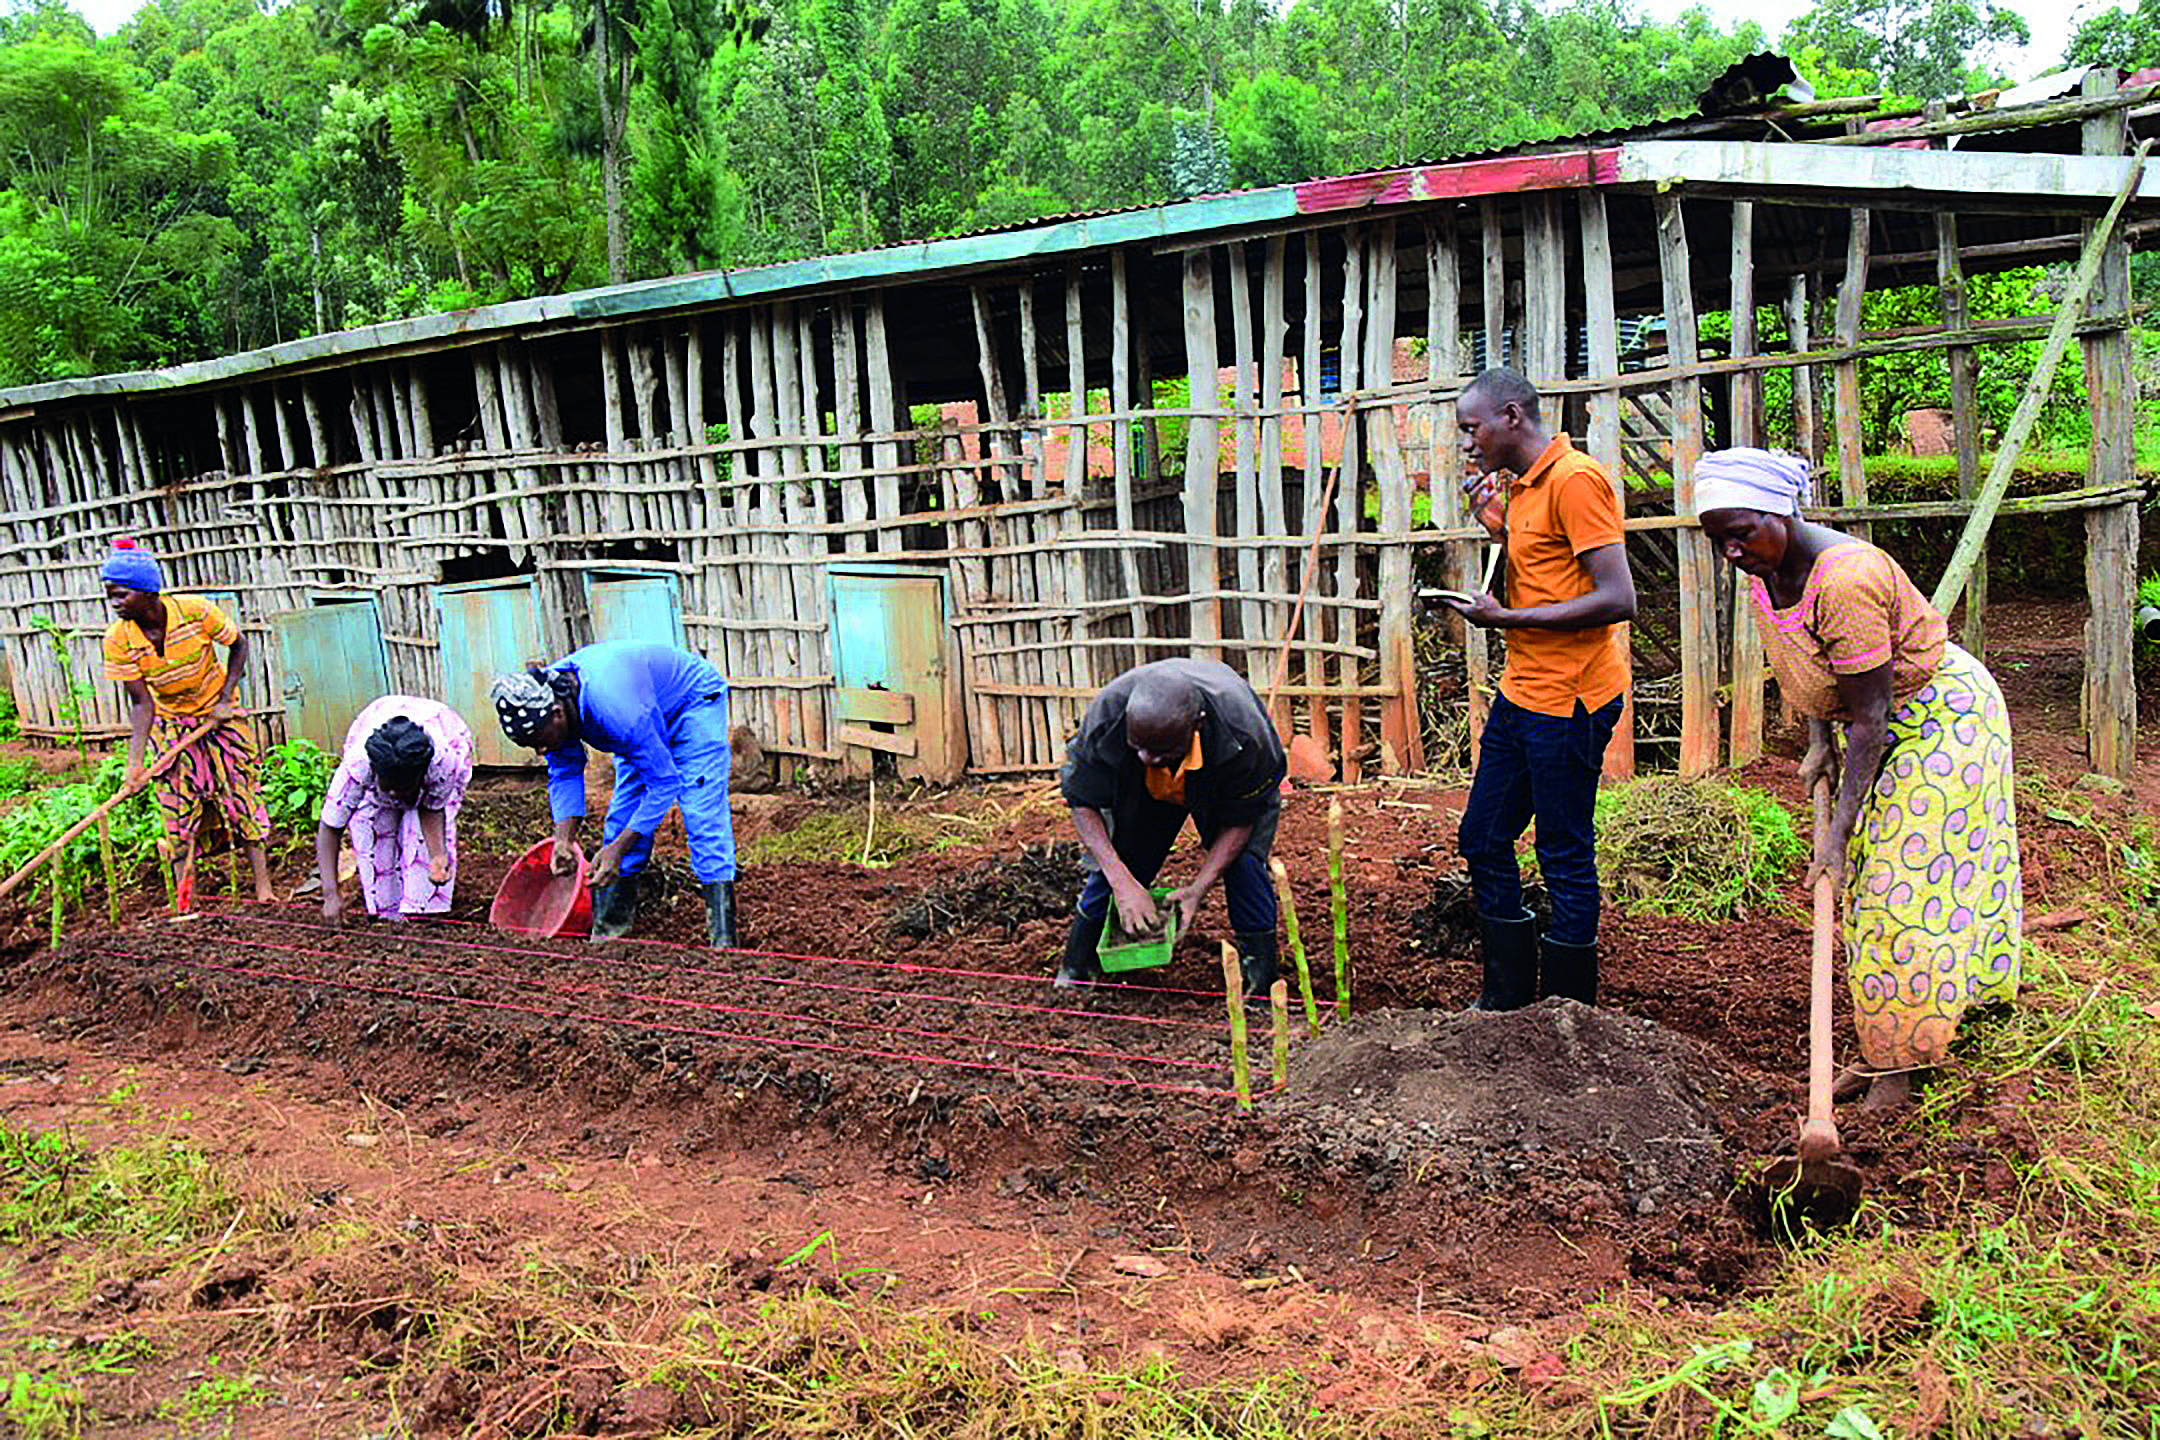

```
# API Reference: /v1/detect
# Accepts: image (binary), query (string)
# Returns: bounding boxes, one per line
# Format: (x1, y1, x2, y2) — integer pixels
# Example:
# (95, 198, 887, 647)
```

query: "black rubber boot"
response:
(1235, 929, 1279, 1004)
(1472, 910, 1538, 1011)
(590, 872, 641, 940)
(702, 880, 738, 949)
(1055, 910, 1107, 988)
(1540, 935, 1598, 1005)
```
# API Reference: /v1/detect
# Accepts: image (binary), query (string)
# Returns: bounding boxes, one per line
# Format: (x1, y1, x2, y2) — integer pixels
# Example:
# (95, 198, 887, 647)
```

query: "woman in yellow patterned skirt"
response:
(99, 538, 274, 905)
(1690, 450, 2021, 1110)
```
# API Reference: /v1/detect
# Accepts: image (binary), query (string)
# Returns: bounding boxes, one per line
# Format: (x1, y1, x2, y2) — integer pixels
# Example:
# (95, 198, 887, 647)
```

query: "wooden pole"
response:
(1728, 200, 1767, 768)
(1931, 138, 2151, 617)
(1221, 941, 1252, 1111)
(1935, 212, 1986, 656)
(1833, 208, 1873, 544)
(1181, 249, 1224, 662)
(1656, 192, 1718, 777)
(1579, 192, 1635, 780)
(97, 813, 118, 925)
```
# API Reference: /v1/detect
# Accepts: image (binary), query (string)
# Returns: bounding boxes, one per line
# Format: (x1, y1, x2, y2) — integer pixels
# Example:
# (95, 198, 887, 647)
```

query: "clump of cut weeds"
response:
(1594, 775, 1800, 922)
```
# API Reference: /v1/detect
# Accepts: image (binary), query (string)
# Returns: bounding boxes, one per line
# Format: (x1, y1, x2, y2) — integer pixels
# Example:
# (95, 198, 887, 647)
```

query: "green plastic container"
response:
(1097, 887, 1178, 973)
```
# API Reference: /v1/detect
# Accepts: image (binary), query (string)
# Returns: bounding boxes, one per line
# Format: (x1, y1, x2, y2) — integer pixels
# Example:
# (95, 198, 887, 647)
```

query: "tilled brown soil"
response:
(4, 753, 2109, 1312)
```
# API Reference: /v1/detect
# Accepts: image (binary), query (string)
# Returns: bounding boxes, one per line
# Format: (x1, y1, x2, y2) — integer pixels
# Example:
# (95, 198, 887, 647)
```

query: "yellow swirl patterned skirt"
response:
(1846, 643, 2022, 1070)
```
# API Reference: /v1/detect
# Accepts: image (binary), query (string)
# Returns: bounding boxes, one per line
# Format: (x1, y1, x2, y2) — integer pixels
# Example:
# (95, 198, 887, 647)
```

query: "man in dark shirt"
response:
(1057, 658, 1288, 995)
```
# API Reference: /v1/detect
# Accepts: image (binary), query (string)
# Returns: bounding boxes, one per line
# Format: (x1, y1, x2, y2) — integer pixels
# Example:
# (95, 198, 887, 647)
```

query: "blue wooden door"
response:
(587, 574, 683, 649)
(271, 599, 391, 752)
(828, 565, 962, 782)
(433, 579, 542, 767)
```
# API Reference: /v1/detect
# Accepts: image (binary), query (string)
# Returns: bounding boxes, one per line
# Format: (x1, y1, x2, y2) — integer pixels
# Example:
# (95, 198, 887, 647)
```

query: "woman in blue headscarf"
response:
(490, 640, 737, 946)
(1691, 449, 2022, 1109)
(98, 538, 274, 903)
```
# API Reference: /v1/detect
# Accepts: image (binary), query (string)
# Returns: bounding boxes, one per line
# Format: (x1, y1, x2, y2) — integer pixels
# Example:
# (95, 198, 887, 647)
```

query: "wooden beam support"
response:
(2080, 72, 2140, 782)
(1656, 192, 1718, 777)
(1727, 199, 1766, 769)
(1181, 248, 1224, 661)
(1579, 192, 1634, 780)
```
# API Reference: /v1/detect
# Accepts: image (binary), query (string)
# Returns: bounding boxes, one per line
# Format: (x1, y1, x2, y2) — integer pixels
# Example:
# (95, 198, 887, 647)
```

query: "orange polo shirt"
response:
(1499, 434, 1628, 718)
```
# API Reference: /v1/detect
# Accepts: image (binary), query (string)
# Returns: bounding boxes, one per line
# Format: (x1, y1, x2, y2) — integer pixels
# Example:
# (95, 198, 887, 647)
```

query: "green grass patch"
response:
(740, 806, 980, 869)
(1593, 776, 1801, 923)
(0, 1121, 237, 1246)
(2, 1369, 81, 1440)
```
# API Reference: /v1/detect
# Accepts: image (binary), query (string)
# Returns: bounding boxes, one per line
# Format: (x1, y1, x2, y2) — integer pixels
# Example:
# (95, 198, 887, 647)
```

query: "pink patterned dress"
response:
(321, 697, 475, 917)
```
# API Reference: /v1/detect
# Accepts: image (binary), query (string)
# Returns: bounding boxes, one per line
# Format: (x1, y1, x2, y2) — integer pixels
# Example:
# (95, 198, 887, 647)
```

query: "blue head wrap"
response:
(100, 537, 163, 594)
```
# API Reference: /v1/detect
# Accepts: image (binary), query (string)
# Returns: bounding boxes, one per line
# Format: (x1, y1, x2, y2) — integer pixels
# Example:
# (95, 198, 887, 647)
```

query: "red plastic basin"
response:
(489, 839, 592, 939)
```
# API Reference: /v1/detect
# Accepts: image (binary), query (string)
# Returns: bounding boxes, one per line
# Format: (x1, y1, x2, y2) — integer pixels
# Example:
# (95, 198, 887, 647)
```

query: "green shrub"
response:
(260, 738, 333, 834)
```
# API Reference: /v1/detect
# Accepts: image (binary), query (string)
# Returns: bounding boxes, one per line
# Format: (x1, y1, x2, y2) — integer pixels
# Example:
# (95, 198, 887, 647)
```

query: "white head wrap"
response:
(1690, 448, 1813, 517)
(490, 671, 559, 742)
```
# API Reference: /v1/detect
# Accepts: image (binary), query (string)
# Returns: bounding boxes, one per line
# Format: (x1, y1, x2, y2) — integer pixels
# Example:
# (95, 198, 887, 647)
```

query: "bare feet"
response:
(1860, 1070, 1917, 1111)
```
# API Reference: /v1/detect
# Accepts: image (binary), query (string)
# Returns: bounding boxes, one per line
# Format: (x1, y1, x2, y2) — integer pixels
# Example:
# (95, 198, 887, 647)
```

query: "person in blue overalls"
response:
(490, 642, 737, 945)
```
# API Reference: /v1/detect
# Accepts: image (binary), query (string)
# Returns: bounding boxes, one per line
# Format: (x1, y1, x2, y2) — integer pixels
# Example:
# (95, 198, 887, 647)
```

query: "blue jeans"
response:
(1077, 798, 1280, 933)
(602, 694, 736, 883)
(1457, 692, 1621, 947)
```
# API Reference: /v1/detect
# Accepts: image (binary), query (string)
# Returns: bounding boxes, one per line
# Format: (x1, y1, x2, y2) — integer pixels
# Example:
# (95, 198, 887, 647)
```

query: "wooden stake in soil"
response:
(97, 814, 118, 926)
(1270, 980, 1290, 1091)
(1220, 941, 1253, 1111)
(1327, 798, 1350, 1020)
(1270, 857, 1320, 1036)
(49, 877, 62, 950)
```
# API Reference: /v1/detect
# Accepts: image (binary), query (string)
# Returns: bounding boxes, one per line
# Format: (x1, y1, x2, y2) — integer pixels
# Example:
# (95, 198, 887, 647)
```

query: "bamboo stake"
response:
(49, 876, 63, 949)
(97, 814, 118, 925)
(1327, 798, 1349, 1020)
(1269, 856, 1319, 1037)
(1933, 138, 2152, 615)
(1221, 941, 1252, 1111)
(1270, 980, 1290, 1091)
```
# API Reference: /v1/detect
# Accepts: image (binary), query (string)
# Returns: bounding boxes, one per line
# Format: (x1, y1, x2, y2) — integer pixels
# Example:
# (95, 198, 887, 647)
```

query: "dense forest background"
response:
(0, 0, 2138, 386)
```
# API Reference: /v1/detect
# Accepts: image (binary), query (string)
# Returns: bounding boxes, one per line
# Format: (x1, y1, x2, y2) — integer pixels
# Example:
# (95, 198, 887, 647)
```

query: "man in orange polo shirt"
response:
(1442, 369, 1636, 1009)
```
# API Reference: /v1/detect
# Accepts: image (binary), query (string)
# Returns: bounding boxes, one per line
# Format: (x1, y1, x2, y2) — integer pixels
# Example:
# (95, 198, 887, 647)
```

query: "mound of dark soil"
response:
(887, 843, 1085, 939)
(1276, 1000, 1730, 1221)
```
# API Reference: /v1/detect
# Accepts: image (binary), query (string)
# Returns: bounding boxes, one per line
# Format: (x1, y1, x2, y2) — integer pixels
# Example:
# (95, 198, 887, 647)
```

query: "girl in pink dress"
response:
(314, 696, 475, 922)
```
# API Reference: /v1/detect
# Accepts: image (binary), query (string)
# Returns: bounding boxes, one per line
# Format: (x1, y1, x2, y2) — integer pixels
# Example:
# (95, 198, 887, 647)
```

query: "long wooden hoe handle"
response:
(0, 718, 223, 905)
(1800, 777, 1842, 1161)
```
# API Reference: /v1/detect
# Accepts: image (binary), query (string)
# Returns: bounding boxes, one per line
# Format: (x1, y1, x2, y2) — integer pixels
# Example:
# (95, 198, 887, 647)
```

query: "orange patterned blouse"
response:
(1748, 541, 1946, 722)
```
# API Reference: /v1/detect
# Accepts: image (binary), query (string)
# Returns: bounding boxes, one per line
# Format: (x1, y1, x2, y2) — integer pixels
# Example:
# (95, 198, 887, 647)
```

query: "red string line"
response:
(184, 927, 1225, 1075)
(89, 946, 1236, 1101)
(206, 908, 1230, 1034)
(226, 896, 1232, 1000)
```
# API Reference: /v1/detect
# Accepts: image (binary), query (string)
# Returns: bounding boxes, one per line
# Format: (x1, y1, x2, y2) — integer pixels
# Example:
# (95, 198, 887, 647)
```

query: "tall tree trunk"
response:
(309, 228, 327, 334)
(594, 0, 628, 285)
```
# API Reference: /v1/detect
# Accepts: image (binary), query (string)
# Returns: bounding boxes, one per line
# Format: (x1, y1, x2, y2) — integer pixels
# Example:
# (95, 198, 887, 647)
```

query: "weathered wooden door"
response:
(432, 578, 542, 767)
(270, 599, 391, 752)
(587, 573, 683, 649)
(827, 565, 964, 783)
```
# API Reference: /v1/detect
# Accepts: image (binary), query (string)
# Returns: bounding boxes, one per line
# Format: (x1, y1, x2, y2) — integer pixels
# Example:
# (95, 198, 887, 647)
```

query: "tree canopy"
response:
(0, 0, 2063, 385)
